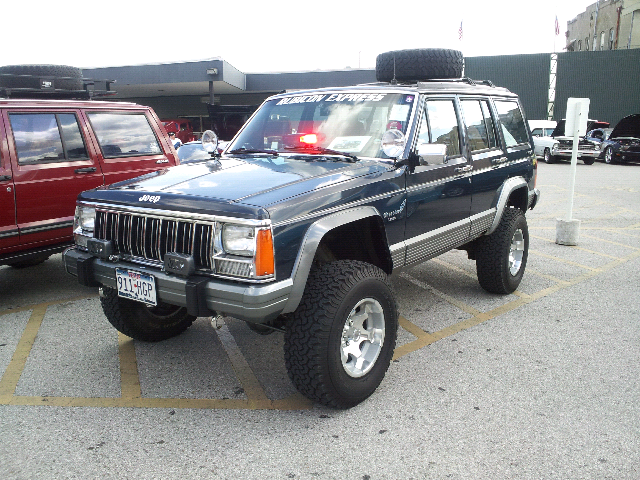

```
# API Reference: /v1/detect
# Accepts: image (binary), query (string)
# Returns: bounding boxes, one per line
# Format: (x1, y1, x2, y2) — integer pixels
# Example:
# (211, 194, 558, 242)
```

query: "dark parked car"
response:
(598, 114, 640, 164)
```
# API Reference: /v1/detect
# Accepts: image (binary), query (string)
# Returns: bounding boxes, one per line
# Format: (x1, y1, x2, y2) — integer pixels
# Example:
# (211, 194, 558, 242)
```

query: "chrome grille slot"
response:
(94, 209, 214, 271)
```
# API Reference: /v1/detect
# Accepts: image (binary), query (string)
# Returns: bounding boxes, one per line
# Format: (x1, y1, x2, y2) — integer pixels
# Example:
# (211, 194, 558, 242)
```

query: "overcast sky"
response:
(3, 0, 595, 73)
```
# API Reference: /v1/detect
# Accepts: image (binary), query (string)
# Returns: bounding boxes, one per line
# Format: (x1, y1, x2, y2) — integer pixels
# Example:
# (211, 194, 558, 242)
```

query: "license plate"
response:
(115, 268, 157, 306)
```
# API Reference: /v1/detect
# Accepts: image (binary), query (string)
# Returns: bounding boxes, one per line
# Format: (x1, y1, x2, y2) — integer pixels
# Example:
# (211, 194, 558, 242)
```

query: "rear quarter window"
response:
(494, 100, 529, 147)
(88, 112, 162, 158)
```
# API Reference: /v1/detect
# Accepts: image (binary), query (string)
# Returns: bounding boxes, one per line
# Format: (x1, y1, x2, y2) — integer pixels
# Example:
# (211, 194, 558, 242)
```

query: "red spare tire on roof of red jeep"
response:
(375, 48, 464, 83)
(0, 64, 84, 91)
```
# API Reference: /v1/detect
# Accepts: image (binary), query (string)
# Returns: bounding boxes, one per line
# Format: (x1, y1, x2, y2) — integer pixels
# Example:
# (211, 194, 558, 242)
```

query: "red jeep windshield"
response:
(228, 92, 416, 158)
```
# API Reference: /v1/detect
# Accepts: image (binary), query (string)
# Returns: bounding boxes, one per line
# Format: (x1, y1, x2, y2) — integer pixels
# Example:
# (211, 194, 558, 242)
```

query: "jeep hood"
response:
(610, 114, 640, 139)
(94, 155, 390, 206)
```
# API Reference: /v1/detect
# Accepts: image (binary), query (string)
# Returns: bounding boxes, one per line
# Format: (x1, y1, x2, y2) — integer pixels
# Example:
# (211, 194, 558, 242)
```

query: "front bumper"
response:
(552, 148, 600, 159)
(64, 248, 293, 323)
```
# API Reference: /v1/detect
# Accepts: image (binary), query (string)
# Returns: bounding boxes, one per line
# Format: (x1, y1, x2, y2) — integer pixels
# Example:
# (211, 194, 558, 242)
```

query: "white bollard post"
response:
(556, 98, 589, 246)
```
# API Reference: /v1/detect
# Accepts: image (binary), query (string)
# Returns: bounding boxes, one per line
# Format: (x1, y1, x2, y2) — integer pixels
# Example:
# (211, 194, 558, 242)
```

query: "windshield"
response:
(227, 92, 416, 159)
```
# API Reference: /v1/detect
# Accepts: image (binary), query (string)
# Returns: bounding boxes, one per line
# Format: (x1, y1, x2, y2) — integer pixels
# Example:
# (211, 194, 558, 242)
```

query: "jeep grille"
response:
(94, 209, 214, 270)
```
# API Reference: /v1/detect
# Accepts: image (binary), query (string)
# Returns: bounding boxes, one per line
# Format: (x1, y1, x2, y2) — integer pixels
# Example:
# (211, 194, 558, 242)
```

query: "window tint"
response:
(494, 101, 529, 147)
(88, 113, 161, 157)
(9, 113, 88, 164)
(425, 100, 461, 157)
(460, 99, 497, 152)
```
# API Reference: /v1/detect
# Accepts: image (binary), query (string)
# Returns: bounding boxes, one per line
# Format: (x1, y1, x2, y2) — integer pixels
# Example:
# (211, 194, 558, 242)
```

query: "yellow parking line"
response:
(529, 249, 598, 271)
(0, 305, 47, 398)
(2, 246, 639, 410)
(118, 333, 142, 400)
(3, 393, 312, 410)
(0, 294, 97, 318)
(399, 272, 482, 317)
(392, 248, 640, 360)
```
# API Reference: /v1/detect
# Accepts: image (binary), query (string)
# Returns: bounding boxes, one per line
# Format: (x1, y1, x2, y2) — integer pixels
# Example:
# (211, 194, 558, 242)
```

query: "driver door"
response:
(404, 98, 472, 264)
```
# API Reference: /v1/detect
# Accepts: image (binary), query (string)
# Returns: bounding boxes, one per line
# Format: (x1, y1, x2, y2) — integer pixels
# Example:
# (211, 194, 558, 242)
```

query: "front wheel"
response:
(475, 208, 529, 294)
(583, 157, 595, 165)
(604, 147, 615, 164)
(100, 287, 196, 341)
(543, 148, 555, 164)
(285, 260, 398, 408)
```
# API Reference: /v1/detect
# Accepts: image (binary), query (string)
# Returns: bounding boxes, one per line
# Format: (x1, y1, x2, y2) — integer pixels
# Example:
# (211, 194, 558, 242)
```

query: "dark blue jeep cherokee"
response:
(64, 48, 540, 408)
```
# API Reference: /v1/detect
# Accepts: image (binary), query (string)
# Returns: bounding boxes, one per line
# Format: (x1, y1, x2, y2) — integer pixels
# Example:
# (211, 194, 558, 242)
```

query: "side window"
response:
(531, 128, 542, 137)
(460, 99, 497, 152)
(9, 113, 88, 164)
(494, 100, 529, 147)
(423, 99, 461, 159)
(87, 113, 161, 158)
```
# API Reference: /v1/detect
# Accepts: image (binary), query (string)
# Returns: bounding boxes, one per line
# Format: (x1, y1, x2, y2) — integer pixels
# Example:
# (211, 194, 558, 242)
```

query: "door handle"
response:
(0, 175, 11, 182)
(454, 165, 473, 173)
(74, 167, 97, 174)
(491, 157, 508, 165)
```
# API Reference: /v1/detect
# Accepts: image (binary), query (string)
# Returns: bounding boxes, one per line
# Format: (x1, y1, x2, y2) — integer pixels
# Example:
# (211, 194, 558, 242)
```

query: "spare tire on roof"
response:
(0, 64, 84, 91)
(375, 48, 464, 82)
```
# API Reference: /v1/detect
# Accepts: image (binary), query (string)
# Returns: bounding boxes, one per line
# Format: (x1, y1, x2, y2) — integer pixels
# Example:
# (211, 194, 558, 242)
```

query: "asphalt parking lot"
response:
(1, 160, 639, 479)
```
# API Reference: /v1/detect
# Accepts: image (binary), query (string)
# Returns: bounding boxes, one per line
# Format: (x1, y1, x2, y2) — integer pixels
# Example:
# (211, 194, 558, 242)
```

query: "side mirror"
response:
(381, 129, 406, 159)
(201, 130, 219, 154)
(417, 143, 447, 165)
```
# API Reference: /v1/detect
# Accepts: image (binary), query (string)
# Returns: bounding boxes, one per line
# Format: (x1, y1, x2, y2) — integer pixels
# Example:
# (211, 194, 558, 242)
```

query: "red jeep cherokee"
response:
(0, 65, 180, 267)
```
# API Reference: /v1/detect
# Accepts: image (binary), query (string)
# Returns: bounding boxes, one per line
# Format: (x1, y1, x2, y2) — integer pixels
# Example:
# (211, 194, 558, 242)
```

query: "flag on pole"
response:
(555, 16, 560, 36)
(459, 21, 463, 41)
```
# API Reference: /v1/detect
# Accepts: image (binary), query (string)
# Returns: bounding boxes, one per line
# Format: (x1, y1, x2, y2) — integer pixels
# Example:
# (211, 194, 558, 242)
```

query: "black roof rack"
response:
(0, 73, 116, 100)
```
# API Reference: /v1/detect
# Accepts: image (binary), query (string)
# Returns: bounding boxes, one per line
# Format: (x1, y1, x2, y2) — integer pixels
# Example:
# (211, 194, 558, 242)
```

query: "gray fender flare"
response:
(281, 206, 384, 314)
(485, 177, 529, 235)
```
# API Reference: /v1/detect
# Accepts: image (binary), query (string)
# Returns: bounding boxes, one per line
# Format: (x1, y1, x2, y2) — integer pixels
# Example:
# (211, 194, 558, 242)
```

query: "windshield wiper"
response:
(228, 147, 279, 156)
(284, 146, 358, 162)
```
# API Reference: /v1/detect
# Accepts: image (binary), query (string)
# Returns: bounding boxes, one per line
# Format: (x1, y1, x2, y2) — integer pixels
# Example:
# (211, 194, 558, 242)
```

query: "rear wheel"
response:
(285, 260, 398, 408)
(475, 208, 529, 294)
(100, 287, 196, 341)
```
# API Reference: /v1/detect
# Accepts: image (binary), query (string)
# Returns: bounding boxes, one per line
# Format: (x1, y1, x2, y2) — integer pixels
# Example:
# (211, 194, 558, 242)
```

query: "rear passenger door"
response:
(467, 98, 532, 231)
(84, 111, 174, 185)
(4, 110, 105, 247)
(404, 97, 472, 263)
(458, 98, 509, 235)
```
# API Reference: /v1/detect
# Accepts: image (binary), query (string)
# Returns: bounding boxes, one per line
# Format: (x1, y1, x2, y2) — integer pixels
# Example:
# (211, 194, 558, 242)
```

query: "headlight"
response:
(215, 224, 274, 279)
(222, 225, 255, 256)
(73, 205, 96, 249)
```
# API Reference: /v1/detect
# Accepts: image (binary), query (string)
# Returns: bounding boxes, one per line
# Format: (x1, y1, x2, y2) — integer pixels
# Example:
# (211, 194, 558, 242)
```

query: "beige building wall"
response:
(566, 0, 640, 51)
(618, 0, 640, 48)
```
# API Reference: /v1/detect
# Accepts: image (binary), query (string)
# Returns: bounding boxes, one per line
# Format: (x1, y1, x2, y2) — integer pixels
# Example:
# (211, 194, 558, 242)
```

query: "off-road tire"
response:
(376, 48, 464, 82)
(475, 208, 529, 294)
(583, 157, 595, 165)
(0, 65, 83, 91)
(284, 260, 398, 408)
(543, 148, 555, 164)
(100, 287, 196, 342)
